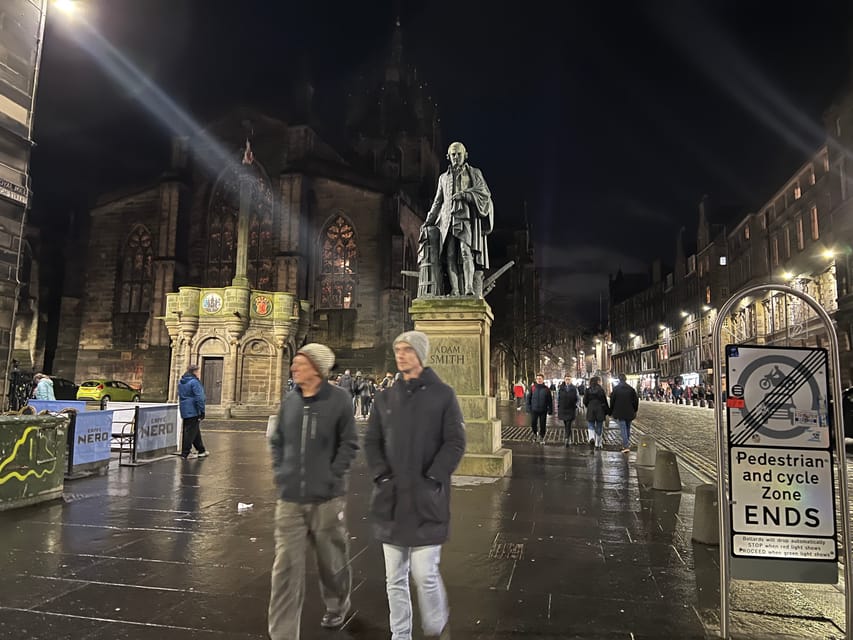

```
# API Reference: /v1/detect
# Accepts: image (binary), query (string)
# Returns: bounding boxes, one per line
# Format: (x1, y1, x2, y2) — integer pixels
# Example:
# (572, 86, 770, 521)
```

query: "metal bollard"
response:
(652, 449, 682, 491)
(691, 483, 719, 545)
(636, 435, 658, 467)
(266, 414, 278, 442)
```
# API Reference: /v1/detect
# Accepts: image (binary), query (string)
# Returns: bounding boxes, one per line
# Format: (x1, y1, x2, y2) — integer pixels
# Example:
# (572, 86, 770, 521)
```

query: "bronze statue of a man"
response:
(419, 141, 494, 297)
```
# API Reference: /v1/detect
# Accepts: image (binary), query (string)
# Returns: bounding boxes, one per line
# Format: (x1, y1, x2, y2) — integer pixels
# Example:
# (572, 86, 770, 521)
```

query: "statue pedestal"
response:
(410, 297, 512, 477)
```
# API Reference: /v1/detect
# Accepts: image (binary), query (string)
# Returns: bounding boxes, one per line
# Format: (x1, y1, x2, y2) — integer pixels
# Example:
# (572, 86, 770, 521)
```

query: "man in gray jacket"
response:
(364, 331, 465, 640)
(268, 343, 359, 639)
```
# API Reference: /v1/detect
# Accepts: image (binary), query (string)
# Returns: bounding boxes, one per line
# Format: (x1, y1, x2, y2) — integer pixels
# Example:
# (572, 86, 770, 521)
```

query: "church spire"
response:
(387, 12, 403, 82)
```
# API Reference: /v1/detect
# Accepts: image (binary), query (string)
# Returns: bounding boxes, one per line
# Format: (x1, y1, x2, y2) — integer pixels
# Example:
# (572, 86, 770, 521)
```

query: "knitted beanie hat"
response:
(393, 331, 430, 365)
(297, 343, 335, 378)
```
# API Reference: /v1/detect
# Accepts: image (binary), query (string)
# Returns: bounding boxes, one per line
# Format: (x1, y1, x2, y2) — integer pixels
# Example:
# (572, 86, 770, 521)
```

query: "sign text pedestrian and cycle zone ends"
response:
(730, 447, 836, 560)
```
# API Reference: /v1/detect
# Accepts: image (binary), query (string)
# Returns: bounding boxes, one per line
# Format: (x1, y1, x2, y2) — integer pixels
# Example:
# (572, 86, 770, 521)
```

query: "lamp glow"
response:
(54, 0, 79, 14)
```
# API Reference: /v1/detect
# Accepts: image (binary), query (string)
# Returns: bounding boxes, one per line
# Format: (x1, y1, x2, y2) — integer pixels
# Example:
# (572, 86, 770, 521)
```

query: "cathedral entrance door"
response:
(202, 357, 224, 405)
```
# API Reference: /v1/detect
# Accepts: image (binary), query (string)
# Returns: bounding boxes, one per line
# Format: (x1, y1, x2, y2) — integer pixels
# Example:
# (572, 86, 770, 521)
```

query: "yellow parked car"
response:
(76, 379, 141, 403)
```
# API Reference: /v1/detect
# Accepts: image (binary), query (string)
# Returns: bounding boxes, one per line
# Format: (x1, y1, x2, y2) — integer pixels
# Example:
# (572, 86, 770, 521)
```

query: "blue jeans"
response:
(382, 544, 448, 639)
(587, 418, 604, 437)
(617, 418, 632, 448)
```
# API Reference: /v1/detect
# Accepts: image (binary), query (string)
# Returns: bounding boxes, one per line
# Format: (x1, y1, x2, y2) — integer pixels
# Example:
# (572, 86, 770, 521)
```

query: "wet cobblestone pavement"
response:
(0, 410, 847, 638)
(500, 402, 850, 639)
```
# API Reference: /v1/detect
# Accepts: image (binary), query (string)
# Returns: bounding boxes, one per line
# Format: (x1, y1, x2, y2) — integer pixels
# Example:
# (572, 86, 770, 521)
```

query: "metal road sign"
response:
(725, 345, 837, 565)
(726, 345, 830, 449)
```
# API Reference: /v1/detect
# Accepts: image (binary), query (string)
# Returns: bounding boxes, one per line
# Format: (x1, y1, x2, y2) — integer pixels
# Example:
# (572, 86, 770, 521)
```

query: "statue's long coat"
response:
(424, 164, 493, 270)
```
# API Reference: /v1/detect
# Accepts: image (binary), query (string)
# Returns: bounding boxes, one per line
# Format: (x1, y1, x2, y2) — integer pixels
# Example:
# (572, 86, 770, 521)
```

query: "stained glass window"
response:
(319, 216, 357, 309)
(119, 226, 153, 313)
(207, 165, 274, 288)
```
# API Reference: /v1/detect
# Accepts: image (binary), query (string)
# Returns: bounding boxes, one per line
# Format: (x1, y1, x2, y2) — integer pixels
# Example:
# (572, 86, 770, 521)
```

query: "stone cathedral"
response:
(52, 27, 444, 415)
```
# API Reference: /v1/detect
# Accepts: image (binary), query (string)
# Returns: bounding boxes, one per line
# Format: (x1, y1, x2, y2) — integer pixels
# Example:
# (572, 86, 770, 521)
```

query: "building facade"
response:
(488, 225, 539, 400)
(51, 26, 444, 414)
(0, 0, 47, 407)
(610, 120, 849, 392)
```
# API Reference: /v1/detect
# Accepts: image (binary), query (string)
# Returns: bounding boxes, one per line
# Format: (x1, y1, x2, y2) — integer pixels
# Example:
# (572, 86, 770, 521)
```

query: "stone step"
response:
(205, 405, 277, 420)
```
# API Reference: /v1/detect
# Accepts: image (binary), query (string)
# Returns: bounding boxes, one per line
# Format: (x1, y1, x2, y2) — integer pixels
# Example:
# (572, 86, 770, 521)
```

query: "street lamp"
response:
(53, 0, 79, 15)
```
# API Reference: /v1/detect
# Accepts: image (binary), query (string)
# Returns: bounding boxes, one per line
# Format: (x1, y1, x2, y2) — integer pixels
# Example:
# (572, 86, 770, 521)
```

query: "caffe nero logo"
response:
(139, 417, 175, 439)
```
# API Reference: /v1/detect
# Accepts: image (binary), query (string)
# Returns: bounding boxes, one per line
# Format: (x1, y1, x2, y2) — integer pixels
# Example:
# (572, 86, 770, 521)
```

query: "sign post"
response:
(712, 284, 852, 638)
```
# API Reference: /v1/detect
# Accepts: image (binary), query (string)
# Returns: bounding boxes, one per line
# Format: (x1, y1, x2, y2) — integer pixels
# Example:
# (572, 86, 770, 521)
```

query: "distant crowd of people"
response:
(513, 373, 712, 453)
(286, 369, 402, 420)
(518, 373, 638, 453)
(642, 381, 714, 405)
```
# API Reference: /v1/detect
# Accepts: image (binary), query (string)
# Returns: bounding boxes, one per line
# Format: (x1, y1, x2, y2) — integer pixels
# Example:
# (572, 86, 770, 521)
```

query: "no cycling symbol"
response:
(726, 347, 828, 448)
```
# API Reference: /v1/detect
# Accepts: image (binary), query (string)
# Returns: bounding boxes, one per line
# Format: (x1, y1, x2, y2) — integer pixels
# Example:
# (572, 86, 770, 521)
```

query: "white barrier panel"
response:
(108, 402, 182, 451)
(136, 405, 179, 455)
(28, 400, 89, 413)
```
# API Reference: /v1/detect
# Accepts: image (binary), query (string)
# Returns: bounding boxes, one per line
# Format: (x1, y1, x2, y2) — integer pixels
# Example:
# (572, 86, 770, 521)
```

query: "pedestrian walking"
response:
(360, 377, 375, 418)
(583, 376, 610, 450)
(526, 373, 552, 444)
(557, 375, 579, 446)
(267, 343, 359, 639)
(380, 371, 394, 391)
(33, 373, 56, 401)
(364, 331, 464, 640)
(338, 369, 355, 412)
(178, 364, 208, 459)
(513, 380, 524, 410)
(353, 372, 366, 417)
(609, 373, 638, 453)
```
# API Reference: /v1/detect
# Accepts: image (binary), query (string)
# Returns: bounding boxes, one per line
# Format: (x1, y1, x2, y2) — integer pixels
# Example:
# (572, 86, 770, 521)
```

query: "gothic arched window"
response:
(319, 216, 357, 309)
(207, 164, 274, 288)
(382, 145, 402, 180)
(119, 225, 153, 313)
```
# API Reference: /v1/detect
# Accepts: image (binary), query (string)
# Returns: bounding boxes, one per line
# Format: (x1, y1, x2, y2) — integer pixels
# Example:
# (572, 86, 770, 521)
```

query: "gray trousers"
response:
(268, 497, 351, 639)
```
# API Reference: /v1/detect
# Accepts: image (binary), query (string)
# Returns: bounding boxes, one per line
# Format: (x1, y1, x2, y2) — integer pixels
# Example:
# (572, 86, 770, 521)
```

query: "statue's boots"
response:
(462, 260, 475, 296)
(448, 268, 461, 296)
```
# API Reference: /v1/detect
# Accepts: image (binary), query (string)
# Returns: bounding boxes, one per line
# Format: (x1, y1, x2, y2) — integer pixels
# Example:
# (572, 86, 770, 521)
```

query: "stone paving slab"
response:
(499, 402, 850, 639)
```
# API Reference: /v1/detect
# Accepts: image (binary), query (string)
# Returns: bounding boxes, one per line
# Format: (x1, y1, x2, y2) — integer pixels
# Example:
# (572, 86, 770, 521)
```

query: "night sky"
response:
(31, 0, 853, 324)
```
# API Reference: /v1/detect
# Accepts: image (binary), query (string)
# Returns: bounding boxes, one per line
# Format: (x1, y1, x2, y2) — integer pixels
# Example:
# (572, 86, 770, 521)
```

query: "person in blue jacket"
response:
(178, 363, 207, 459)
(33, 373, 56, 401)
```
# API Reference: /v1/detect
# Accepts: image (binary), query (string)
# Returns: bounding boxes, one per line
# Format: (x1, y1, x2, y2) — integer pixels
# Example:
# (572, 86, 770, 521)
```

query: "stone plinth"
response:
(409, 297, 512, 477)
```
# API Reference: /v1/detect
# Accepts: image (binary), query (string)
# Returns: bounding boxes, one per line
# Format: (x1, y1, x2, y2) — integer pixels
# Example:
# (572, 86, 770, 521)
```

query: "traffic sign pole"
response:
(711, 283, 851, 639)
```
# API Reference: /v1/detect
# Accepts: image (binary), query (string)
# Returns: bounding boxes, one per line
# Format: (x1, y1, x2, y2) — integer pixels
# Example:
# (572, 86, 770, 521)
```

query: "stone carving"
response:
(418, 141, 494, 298)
